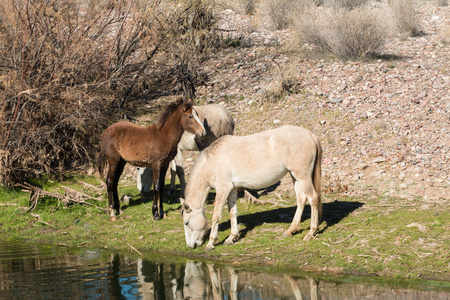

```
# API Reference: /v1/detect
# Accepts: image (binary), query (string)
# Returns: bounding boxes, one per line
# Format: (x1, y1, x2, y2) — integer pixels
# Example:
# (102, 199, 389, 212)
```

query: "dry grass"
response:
(260, 0, 310, 30)
(236, 0, 258, 14)
(389, 0, 423, 36)
(291, 6, 389, 59)
(441, 25, 450, 44)
(325, 0, 369, 10)
(435, 0, 448, 6)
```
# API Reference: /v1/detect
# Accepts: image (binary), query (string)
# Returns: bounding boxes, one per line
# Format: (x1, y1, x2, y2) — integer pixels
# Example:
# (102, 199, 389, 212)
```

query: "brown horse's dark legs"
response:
(106, 158, 126, 220)
(152, 164, 169, 220)
(158, 164, 169, 217)
(113, 159, 126, 215)
(152, 166, 161, 220)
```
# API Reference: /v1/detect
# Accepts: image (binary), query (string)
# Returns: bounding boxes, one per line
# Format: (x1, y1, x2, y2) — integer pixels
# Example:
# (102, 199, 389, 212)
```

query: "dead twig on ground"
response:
(61, 185, 103, 202)
(15, 182, 107, 212)
(127, 243, 143, 256)
(242, 190, 289, 206)
(78, 180, 104, 195)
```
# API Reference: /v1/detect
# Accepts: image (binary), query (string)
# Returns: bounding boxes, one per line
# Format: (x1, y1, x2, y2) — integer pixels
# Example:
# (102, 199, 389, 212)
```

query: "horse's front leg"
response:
(224, 188, 239, 245)
(168, 149, 184, 197)
(206, 186, 232, 250)
(152, 175, 162, 220)
(152, 164, 168, 220)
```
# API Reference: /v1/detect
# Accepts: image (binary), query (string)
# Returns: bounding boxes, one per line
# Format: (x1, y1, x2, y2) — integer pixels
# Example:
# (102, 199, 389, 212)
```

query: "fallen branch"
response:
(31, 213, 52, 227)
(15, 182, 107, 212)
(127, 243, 143, 256)
(242, 190, 288, 206)
(62, 185, 103, 202)
(78, 180, 104, 196)
(0, 203, 17, 206)
(330, 233, 353, 244)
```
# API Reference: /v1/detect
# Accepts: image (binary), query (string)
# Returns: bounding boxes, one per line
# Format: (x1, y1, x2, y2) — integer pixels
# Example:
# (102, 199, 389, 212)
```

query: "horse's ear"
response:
(183, 99, 193, 111)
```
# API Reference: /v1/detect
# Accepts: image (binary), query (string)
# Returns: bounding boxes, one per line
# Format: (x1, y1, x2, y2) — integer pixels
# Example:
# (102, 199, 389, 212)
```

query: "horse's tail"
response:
(97, 149, 107, 179)
(313, 135, 323, 220)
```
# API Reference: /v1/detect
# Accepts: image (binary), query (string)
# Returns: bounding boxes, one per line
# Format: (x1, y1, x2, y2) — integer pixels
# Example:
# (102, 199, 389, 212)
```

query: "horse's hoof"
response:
(224, 240, 235, 246)
(303, 233, 315, 241)
(110, 216, 117, 222)
(154, 214, 165, 221)
(205, 245, 215, 251)
(281, 232, 292, 238)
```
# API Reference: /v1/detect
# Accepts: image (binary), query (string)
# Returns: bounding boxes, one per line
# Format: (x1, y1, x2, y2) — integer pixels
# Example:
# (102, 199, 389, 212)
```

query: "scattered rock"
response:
(406, 223, 428, 232)
(371, 157, 387, 164)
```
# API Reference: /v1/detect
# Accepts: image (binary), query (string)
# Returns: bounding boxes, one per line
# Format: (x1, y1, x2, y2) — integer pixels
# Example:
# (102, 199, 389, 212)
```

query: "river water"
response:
(0, 241, 448, 299)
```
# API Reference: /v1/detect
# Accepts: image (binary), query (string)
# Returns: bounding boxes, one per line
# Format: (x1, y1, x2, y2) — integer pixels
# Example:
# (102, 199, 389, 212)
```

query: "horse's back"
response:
(208, 125, 316, 157)
(201, 125, 319, 189)
(196, 104, 235, 136)
(101, 121, 158, 162)
(178, 104, 234, 151)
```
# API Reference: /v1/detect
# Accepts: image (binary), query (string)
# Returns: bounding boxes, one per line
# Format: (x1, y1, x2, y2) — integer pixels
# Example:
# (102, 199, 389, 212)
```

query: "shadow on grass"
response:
(122, 184, 217, 215)
(217, 200, 363, 241)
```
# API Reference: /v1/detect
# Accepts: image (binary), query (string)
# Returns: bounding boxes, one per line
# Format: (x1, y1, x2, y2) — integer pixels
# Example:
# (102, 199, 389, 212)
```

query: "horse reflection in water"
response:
(133, 259, 318, 300)
(182, 262, 318, 300)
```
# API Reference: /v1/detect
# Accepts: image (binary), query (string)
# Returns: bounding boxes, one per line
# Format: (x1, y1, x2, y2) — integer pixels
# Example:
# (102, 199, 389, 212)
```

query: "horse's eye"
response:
(184, 221, 189, 226)
(188, 115, 193, 119)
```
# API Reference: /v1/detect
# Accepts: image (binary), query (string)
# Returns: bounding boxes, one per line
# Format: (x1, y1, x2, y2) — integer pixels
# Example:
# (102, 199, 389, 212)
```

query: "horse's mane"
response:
(155, 97, 191, 129)
(203, 135, 232, 161)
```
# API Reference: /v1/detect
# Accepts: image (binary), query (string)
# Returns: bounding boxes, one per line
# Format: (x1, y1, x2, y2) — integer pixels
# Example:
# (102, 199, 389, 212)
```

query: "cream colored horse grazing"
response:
(181, 125, 322, 250)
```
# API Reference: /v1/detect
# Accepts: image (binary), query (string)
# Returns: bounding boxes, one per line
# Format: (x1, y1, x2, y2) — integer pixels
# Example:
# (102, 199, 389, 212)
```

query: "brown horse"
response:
(98, 98, 206, 221)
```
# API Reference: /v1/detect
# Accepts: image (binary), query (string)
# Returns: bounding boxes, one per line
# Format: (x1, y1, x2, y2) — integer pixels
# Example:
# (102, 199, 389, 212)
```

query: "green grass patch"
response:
(0, 176, 448, 283)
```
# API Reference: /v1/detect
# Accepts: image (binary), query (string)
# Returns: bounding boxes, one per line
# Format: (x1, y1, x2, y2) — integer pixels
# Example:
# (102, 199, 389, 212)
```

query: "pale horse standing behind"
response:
(181, 125, 322, 250)
(137, 104, 235, 197)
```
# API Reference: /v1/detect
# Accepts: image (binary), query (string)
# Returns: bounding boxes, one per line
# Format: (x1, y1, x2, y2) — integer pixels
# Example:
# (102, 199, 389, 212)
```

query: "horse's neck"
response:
(156, 110, 184, 148)
(185, 158, 210, 210)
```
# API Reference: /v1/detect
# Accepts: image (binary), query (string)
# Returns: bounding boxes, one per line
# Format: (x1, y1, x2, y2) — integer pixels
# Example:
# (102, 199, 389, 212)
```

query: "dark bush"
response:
(0, 0, 221, 185)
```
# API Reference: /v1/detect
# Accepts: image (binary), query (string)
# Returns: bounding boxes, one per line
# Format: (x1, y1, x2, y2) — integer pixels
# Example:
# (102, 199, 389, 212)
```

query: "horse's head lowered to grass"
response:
(181, 199, 208, 249)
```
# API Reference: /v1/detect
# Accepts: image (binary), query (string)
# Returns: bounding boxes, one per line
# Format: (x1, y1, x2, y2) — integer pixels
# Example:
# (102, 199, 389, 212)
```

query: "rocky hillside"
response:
(128, 1, 449, 204)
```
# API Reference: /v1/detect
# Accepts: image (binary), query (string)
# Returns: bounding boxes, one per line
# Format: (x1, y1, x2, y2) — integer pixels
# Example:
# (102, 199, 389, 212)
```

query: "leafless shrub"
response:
(325, 0, 369, 10)
(0, 0, 221, 185)
(389, 0, 422, 36)
(292, 6, 389, 59)
(260, 0, 311, 30)
(236, 0, 258, 14)
(442, 25, 450, 44)
(258, 61, 300, 103)
(435, 0, 448, 6)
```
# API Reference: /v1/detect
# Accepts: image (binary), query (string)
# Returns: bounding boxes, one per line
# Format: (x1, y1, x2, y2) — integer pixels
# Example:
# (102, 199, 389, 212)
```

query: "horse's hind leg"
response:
(283, 175, 308, 238)
(168, 150, 185, 198)
(113, 159, 126, 215)
(224, 188, 239, 245)
(286, 174, 320, 241)
(152, 163, 169, 220)
(107, 158, 126, 221)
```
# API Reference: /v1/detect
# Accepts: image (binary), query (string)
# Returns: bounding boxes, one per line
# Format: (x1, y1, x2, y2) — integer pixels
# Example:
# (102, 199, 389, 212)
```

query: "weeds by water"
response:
(0, 174, 448, 282)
